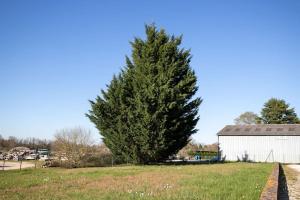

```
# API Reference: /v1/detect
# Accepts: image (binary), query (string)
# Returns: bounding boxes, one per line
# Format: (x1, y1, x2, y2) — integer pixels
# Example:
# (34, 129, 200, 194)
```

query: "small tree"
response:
(258, 98, 299, 124)
(234, 112, 259, 125)
(52, 128, 93, 167)
(87, 24, 202, 164)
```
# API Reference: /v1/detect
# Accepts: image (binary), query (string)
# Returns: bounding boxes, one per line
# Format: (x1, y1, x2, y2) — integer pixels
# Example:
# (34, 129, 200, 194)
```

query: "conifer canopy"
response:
(258, 98, 299, 124)
(87, 25, 202, 163)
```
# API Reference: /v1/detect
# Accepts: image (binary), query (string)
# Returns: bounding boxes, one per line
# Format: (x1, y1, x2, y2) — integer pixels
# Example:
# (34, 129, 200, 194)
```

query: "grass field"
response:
(0, 163, 273, 200)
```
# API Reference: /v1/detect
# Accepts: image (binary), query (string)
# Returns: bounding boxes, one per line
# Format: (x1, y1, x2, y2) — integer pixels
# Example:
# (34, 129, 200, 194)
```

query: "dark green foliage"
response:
(258, 98, 299, 124)
(87, 25, 202, 164)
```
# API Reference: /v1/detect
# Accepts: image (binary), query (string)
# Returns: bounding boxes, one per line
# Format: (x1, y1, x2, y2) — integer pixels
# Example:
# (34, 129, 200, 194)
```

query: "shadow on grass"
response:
(147, 160, 223, 166)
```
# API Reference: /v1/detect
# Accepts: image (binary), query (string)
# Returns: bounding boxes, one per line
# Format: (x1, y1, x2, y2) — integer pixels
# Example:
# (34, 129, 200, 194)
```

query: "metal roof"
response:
(217, 124, 300, 136)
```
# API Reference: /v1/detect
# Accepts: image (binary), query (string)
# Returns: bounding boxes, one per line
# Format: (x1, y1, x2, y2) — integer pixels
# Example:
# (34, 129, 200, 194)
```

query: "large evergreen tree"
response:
(87, 25, 202, 163)
(258, 98, 299, 124)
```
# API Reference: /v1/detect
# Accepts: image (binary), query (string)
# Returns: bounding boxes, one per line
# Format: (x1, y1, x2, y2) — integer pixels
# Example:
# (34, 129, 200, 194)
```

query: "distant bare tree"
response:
(201, 143, 218, 152)
(234, 112, 259, 125)
(0, 135, 4, 151)
(52, 127, 93, 167)
(7, 136, 18, 150)
(0, 136, 52, 151)
(178, 140, 202, 159)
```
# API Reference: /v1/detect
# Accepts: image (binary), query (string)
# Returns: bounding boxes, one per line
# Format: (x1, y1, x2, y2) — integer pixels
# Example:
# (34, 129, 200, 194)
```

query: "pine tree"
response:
(258, 98, 299, 124)
(87, 25, 202, 163)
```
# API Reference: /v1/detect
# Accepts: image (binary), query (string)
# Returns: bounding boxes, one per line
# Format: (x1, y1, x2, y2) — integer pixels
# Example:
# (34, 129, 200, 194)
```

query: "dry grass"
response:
(0, 163, 273, 200)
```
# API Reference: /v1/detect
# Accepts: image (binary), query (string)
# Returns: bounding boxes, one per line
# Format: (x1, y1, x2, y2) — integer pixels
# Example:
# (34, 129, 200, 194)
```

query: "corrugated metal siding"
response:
(219, 136, 300, 163)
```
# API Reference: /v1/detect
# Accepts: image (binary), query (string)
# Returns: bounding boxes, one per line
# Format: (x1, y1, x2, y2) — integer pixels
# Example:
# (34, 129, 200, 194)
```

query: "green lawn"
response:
(0, 163, 273, 200)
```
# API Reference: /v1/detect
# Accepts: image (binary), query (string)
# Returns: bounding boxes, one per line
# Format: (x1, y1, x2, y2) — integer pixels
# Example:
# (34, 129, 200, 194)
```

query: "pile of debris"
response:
(0, 147, 50, 161)
(0, 147, 30, 161)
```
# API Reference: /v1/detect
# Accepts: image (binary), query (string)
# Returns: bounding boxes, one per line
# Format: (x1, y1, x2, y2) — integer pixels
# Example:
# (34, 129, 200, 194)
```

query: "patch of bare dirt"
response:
(0, 161, 35, 170)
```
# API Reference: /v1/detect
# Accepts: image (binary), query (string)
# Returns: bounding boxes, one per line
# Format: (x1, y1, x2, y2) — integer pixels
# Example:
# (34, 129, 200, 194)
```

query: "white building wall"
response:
(219, 136, 300, 163)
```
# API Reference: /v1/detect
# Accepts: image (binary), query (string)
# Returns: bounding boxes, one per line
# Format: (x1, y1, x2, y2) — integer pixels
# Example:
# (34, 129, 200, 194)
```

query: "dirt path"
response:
(285, 165, 300, 199)
(0, 161, 35, 171)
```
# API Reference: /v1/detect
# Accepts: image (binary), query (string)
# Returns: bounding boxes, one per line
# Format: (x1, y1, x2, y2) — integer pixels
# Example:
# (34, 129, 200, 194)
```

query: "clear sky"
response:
(1, 0, 300, 144)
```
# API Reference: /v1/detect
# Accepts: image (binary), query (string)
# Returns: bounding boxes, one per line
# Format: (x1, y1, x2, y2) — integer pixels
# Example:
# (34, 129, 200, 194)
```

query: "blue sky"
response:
(0, 0, 299, 144)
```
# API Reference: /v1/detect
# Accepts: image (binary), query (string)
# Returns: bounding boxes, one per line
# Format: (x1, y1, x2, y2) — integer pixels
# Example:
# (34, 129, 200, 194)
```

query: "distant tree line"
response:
(0, 135, 52, 151)
(177, 140, 218, 159)
(235, 98, 300, 125)
(0, 128, 115, 168)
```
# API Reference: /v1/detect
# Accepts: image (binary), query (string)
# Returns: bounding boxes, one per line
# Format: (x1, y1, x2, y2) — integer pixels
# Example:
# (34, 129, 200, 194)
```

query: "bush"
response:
(83, 154, 113, 167)
(48, 153, 119, 168)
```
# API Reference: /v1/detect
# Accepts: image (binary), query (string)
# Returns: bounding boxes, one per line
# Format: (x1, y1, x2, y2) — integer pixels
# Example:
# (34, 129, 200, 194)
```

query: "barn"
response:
(217, 124, 300, 163)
